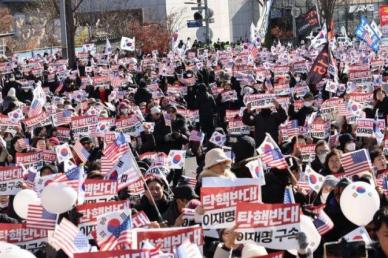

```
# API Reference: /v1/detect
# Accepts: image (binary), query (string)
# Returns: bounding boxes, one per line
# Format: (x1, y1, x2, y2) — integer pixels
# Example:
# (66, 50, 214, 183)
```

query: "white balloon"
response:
(41, 183, 77, 214)
(0, 241, 21, 254)
(288, 215, 321, 256)
(0, 248, 36, 258)
(340, 181, 380, 226)
(13, 189, 40, 219)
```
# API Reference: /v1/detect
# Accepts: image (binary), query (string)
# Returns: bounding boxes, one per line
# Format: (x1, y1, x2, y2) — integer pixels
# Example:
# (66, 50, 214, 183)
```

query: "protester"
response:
(0, 26, 387, 258)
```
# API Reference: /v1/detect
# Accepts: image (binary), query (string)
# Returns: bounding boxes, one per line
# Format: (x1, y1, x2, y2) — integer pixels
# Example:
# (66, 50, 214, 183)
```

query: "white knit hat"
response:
(204, 148, 232, 169)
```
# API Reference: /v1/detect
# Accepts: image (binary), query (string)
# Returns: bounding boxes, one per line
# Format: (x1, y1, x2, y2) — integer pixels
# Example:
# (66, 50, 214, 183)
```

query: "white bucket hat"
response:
(204, 148, 232, 169)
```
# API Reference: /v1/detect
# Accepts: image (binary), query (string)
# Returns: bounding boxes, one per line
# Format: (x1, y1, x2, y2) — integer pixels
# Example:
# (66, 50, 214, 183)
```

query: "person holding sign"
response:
(242, 99, 287, 146)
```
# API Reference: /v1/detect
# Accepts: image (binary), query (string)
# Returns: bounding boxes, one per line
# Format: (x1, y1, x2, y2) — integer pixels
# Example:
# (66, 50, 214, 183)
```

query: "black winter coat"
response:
(288, 105, 314, 126)
(135, 195, 171, 222)
(134, 87, 152, 105)
(242, 106, 287, 146)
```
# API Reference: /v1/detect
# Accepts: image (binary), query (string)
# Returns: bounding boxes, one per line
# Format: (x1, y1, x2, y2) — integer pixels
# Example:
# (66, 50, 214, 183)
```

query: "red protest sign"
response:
(356, 118, 374, 138)
(0, 223, 48, 253)
(76, 200, 129, 236)
(83, 179, 118, 203)
(0, 166, 23, 195)
(201, 177, 262, 229)
(74, 248, 160, 258)
(235, 202, 301, 250)
(380, 5, 388, 26)
(133, 225, 203, 253)
(16, 152, 43, 169)
(255, 252, 284, 258)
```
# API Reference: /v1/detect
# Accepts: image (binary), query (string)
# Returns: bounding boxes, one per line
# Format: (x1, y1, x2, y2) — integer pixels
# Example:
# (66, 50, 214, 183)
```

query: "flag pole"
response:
(128, 149, 165, 223)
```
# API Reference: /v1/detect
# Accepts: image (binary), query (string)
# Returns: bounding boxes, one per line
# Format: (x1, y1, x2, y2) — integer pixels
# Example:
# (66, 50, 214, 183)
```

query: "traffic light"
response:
(194, 11, 203, 21)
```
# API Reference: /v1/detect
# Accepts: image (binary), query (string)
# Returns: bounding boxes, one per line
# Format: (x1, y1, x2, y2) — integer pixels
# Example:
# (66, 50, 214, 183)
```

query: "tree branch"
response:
(72, 0, 84, 12)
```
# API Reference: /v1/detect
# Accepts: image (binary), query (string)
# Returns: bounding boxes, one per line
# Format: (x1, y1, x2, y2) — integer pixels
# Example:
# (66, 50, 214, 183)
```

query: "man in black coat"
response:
(134, 79, 152, 105)
(288, 92, 315, 126)
(242, 100, 287, 146)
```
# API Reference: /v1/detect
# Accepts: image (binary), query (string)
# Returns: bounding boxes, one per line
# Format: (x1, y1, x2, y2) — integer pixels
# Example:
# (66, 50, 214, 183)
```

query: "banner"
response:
(296, 7, 320, 36)
(84, 179, 118, 203)
(0, 166, 23, 195)
(23, 112, 52, 132)
(75, 249, 160, 258)
(356, 118, 374, 137)
(0, 223, 48, 253)
(201, 177, 262, 229)
(256, 0, 273, 40)
(235, 202, 301, 250)
(310, 117, 330, 139)
(300, 144, 316, 163)
(354, 16, 381, 52)
(115, 115, 143, 137)
(307, 44, 329, 86)
(16, 152, 43, 169)
(228, 119, 250, 136)
(76, 200, 129, 236)
(71, 115, 98, 139)
(380, 5, 388, 26)
(133, 225, 203, 253)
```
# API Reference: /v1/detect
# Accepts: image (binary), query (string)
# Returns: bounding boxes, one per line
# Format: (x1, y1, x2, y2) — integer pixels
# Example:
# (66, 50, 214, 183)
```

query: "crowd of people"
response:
(0, 35, 387, 258)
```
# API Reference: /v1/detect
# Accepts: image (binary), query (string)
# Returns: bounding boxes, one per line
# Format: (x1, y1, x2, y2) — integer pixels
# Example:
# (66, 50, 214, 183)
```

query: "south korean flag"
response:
(55, 143, 73, 163)
(167, 150, 186, 169)
(209, 131, 226, 147)
(8, 108, 25, 123)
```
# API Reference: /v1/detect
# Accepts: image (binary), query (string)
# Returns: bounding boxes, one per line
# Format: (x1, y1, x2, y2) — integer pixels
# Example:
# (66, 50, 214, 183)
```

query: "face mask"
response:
(318, 153, 327, 164)
(304, 101, 313, 107)
(345, 142, 356, 151)
(295, 77, 300, 82)
(122, 109, 129, 114)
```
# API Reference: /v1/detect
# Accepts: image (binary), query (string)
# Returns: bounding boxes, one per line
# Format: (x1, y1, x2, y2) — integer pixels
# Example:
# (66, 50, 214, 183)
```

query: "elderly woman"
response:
(195, 148, 235, 195)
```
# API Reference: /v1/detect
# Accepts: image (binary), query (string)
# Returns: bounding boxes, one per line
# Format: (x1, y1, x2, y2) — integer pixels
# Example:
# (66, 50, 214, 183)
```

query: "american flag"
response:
(340, 149, 372, 177)
(110, 76, 124, 88)
(283, 186, 295, 204)
(49, 218, 90, 258)
(376, 175, 388, 196)
(313, 209, 334, 235)
(264, 149, 288, 169)
(55, 166, 84, 190)
(179, 176, 197, 189)
(28, 98, 44, 118)
(287, 120, 299, 137)
(72, 141, 90, 163)
(24, 168, 37, 188)
(54, 109, 72, 126)
(103, 133, 129, 162)
(16, 138, 29, 150)
(26, 204, 57, 230)
(102, 133, 129, 175)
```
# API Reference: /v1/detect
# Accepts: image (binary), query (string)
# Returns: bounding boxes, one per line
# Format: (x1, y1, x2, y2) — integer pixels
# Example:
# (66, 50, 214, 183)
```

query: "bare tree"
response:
(0, 7, 13, 33)
(166, 8, 187, 40)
